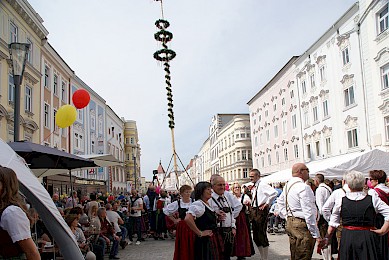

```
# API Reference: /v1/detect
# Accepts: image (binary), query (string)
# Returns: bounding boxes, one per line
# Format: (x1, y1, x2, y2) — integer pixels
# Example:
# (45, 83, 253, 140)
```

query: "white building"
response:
(106, 105, 125, 194)
(218, 114, 252, 184)
(248, 57, 301, 175)
(194, 138, 210, 183)
(295, 3, 369, 162)
(358, 0, 389, 150)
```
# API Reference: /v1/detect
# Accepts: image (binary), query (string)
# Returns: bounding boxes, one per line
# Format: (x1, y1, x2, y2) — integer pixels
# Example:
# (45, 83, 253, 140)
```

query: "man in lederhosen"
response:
(210, 175, 242, 260)
(277, 163, 322, 260)
(249, 169, 277, 260)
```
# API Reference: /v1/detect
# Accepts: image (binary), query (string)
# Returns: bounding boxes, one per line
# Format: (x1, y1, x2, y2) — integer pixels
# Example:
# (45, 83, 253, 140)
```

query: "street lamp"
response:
(9, 43, 30, 142)
(132, 146, 137, 190)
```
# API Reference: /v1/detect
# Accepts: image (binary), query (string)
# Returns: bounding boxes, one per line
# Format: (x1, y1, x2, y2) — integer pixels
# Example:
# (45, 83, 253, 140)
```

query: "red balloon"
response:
(72, 89, 90, 109)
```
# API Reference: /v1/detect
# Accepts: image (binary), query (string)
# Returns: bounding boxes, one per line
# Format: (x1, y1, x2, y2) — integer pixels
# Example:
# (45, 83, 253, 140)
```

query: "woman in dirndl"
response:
(185, 182, 222, 260)
(368, 170, 389, 260)
(321, 170, 389, 260)
(164, 185, 195, 260)
(231, 182, 255, 259)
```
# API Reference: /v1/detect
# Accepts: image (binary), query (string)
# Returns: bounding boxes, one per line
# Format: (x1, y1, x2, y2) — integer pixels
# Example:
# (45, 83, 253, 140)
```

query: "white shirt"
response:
(315, 183, 332, 216)
(129, 197, 143, 217)
(329, 191, 389, 228)
(209, 191, 242, 229)
(251, 179, 277, 207)
(0, 205, 31, 243)
(322, 184, 350, 222)
(236, 194, 251, 206)
(163, 199, 191, 216)
(106, 210, 121, 233)
(187, 200, 215, 218)
(277, 177, 320, 238)
(368, 183, 389, 199)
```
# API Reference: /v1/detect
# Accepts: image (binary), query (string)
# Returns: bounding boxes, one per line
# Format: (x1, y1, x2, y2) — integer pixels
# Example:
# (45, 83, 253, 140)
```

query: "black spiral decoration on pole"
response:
(154, 19, 176, 129)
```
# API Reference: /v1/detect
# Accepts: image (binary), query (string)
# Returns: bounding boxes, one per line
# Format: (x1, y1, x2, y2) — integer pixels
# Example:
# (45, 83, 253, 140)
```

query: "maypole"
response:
(153, 0, 180, 189)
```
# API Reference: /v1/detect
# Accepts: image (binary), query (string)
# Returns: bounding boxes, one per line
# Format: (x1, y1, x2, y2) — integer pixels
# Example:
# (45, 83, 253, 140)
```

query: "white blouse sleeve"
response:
(242, 194, 251, 205)
(0, 206, 31, 243)
(372, 195, 389, 221)
(163, 201, 178, 216)
(187, 200, 205, 218)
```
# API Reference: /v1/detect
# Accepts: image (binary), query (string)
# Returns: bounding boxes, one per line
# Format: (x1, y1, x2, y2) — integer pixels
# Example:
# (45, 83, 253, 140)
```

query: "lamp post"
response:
(133, 146, 137, 190)
(9, 43, 30, 142)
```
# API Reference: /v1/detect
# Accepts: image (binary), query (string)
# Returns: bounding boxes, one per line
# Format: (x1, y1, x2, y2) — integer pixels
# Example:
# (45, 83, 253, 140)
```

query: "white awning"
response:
(79, 153, 122, 167)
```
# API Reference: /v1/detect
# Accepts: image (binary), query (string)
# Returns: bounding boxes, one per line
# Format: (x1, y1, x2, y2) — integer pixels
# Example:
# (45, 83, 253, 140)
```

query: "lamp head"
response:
(9, 43, 30, 77)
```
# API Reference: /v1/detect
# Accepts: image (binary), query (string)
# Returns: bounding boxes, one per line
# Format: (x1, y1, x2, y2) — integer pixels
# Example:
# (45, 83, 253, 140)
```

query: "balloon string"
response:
(41, 129, 56, 144)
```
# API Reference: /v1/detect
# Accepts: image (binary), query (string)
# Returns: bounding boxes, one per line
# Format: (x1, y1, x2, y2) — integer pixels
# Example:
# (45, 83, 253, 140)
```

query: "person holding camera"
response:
(210, 176, 242, 260)
(128, 189, 143, 245)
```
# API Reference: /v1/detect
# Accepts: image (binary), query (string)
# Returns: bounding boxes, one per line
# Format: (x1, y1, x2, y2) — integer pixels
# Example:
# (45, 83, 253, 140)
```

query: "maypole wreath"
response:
(153, 18, 176, 129)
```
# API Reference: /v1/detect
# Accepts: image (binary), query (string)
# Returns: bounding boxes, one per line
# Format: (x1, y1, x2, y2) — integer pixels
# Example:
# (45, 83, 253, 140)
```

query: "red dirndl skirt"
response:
(232, 211, 254, 257)
(173, 220, 196, 260)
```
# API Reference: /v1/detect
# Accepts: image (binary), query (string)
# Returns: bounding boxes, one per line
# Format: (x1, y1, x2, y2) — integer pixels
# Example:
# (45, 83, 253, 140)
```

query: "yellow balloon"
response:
(56, 105, 77, 128)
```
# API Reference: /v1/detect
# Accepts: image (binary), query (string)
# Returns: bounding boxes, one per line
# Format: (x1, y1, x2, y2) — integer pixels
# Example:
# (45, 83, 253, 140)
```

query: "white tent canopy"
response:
(79, 153, 121, 167)
(0, 139, 83, 259)
(261, 148, 389, 184)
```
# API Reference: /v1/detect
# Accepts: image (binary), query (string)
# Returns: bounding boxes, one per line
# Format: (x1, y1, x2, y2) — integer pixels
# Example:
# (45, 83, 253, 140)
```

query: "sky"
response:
(28, 0, 356, 180)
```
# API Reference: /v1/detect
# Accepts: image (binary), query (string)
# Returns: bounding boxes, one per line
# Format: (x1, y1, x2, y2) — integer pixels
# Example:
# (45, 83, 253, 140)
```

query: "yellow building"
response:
(124, 120, 141, 191)
(0, 0, 48, 142)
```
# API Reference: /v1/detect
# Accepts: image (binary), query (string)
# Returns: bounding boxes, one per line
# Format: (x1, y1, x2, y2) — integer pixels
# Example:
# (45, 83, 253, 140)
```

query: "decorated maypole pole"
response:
(153, 0, 180, 189)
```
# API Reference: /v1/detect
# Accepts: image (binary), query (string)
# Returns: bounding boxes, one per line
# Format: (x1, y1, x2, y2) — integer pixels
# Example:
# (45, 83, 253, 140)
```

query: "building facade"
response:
(248, 57, 301, 175)
(124, 120, 141, 191)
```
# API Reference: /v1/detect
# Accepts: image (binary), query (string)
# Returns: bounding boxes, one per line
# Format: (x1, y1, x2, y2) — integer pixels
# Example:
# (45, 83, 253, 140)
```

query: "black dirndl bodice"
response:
(341, 195, 376, 227)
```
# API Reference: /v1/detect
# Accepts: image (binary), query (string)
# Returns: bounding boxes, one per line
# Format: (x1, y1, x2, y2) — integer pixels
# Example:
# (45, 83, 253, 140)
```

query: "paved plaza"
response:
(117, 232, 323, 259)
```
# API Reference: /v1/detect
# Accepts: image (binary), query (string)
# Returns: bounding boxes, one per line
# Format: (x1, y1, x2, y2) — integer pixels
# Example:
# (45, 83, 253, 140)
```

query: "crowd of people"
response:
(1, 163, 389, 260)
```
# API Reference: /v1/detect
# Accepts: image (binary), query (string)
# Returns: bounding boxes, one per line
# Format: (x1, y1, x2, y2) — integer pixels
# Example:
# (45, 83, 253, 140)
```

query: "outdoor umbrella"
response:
(79, 153, 121, 167)
(8, 141, 98, 207)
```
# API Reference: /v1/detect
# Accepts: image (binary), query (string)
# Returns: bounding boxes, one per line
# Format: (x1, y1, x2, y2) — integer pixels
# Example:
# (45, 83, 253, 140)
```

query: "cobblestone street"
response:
(117, 233, 323, 259)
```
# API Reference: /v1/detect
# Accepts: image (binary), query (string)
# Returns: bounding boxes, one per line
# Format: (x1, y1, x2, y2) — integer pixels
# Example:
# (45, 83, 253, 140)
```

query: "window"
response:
(294, 144, 299, 158)
(344, 86, 355, 107)
(266, 129, 270, 142)
(259, 115, 261, 122)
(292, 114, 297, 129)
(10, 22, 17, 43)
(240, 133, 245, 138)
(273, 104, 277, 111)
(347, 129, 358, 148)
(268, 154, 272, 166)
(253, 119, 257, 125)
(242, 150, 247, 160)
(323, 100, 329, 118)
(61, 81, 67, 102)
(290, 90, 294, 98)
(378, 4, 388, 34)
(130, 137, 134, 144)
(265, 110, 268, 117)
(304, 111, 309, 127)
(301, 80, 306, 94)
(44, 103, 50, 128)
(75, 133, 80, 149)
(78, 109, 83, 121)
(91, 141, 95, 153)
(315, 141, 320, 157)
(8, 73, 15, 102)
(281, 98, 285, 106)
(248, 150, 251, 160)
(53, 74, 58, 96)
(53, 109, 58, 133)
(260, 133, 263, 144)
(326, 137, 332, 155)
(254, 136, 258, 147)
(310, 74, 315, 89)
(342, 47, 350, 66)
(385, 116, 389, 141)
(44, 66, 50, 89)
(282, 120, 287, 134)
(243, 168, 248, 178)
(284, 148, 288, 161)
(274, 125, 278, 138)
(26, 38, 33, 64)
(261, 157, 265, 168)
(313, 106, 318, 122)
(382, 64, 389, 90)
(25, 86, 32, 112)
(91, 115, 95, 130)
(307, 144, 311, 159)
(319, 66, 326, 82)
(246, 133, 250, 138)
(237, 151, 240, 161)
(276, 151, 280, 163)
(98, 119, 103, 134)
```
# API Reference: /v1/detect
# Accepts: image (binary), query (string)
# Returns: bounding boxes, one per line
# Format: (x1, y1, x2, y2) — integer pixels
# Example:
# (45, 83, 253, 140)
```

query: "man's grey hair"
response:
(97, 207, 106, 217)
(344, 170, 365, 191)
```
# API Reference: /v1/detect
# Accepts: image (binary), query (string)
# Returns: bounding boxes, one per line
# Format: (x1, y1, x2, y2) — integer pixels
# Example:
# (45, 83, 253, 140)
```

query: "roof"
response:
(157, 160, 165, 173)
